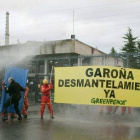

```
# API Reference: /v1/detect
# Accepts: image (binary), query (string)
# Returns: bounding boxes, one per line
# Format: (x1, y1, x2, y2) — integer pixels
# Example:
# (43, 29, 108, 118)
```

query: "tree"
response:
(121, 28, 138, 68)
(121, 28, 138, 53)
(136, 40, 140, 52)
(110, 47, 117, 54)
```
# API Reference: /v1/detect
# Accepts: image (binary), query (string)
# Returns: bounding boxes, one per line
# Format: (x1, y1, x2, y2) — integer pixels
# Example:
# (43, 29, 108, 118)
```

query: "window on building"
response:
(70, 58, 78, 66)
(29, 61, 37, 73)
(82, 57, 91, 66)
(58, 59, 69, 67)
(38, 61, 44, 73)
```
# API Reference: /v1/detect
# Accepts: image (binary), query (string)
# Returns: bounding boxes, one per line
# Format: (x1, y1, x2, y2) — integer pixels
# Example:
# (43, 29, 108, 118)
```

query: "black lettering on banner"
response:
(65, 79, 70, 87)
(106, 80, 111, 88)
(99, 80, 105, 88)
(111, 69, 118, 78)
(84, 79, 91, 87)
(92, 79, 98, 87)
(77, 79, 84, 87)
(86, 68, 93, 77)
(58, 80, 64, 87)
(124, 82, 131, 90)
(71, 79, 76, 87)
(94, 68, 102, 77)
(135, 82, 140, 90)
(109, 90, 115, 98)
(119, 69, 126, 79)
(112, 80, 117, 89)
(132, 82, 134, 90)
(104, 90, 110, 98)
(118, 81, 123, 89)
(103, 68, 110, 78)
(127, 71, 134, 80)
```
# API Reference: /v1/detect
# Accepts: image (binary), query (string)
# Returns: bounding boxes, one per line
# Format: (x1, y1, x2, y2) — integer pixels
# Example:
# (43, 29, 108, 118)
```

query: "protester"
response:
(99, 106, 112, 114)
(22, 84, 29, 118)
(2, 77, 25, 121)
(112, 106, 131, 115)
(40, 79, 54, 119)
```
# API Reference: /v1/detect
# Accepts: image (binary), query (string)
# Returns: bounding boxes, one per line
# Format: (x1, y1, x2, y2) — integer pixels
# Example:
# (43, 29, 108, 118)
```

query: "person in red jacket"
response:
(22, 84, 29, 118)
(40, 79, 54, 119)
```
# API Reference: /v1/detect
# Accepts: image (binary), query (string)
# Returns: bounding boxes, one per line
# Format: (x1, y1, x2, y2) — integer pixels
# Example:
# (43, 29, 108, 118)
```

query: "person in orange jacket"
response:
(22, 84, 29, 118)
(40, 79, 54, 119)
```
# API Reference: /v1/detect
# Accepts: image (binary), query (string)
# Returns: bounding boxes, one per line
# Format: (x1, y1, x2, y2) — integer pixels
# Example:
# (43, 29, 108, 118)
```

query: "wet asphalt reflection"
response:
(0, 102, 140, 140)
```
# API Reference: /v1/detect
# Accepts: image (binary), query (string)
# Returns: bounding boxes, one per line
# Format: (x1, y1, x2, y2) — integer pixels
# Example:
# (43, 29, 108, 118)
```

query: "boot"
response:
(17, 114, 22, 120)
(50, 115, 54, 119)
(2, 113, 8, 121)
(23, 114, 27, 118)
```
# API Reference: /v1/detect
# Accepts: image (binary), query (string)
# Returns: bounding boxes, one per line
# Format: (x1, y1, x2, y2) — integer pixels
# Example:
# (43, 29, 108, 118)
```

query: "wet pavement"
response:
(0, 102, 140, 140)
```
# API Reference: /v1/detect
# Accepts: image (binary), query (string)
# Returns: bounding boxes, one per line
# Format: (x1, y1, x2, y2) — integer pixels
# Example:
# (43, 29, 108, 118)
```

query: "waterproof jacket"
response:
(40, 83, 53, 95)
(6, 80, 25, 98)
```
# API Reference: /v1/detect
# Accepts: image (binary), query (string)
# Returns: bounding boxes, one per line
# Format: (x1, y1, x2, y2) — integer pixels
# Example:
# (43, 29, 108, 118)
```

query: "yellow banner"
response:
(54, 66, 140, 107)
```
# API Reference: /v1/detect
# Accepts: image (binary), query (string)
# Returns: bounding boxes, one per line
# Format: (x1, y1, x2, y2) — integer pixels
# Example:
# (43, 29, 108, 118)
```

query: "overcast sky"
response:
(0, 0, 140, 53)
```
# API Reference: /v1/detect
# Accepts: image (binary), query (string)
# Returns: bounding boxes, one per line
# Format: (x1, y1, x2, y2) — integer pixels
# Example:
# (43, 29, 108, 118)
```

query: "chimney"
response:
(71, 35, 75, 39)
(5, 12, 10, 45)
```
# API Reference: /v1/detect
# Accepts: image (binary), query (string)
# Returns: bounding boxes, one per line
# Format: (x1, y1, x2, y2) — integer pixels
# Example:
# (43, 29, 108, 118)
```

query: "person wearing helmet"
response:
(40, 79, 54, 119)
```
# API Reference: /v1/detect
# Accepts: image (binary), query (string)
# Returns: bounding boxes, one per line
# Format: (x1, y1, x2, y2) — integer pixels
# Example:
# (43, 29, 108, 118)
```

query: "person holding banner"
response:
(40, 79, 54, 119)
(2, 77, 25, 121)
(122, 107, 132, 114)
(112, 106, 131, 115)
(99, 106, 112, 114)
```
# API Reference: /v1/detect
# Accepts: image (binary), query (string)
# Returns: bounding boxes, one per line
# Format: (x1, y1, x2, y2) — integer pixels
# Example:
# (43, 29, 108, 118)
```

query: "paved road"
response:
(0, 102, 140, 140)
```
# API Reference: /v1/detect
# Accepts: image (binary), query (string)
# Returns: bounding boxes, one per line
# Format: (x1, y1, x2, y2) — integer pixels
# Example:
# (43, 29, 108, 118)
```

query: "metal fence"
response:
(26, 53, 140, 74)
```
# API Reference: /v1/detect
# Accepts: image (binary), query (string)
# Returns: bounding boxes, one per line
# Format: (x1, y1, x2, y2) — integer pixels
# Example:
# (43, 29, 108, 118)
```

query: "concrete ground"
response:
(0, 102, 140, 140)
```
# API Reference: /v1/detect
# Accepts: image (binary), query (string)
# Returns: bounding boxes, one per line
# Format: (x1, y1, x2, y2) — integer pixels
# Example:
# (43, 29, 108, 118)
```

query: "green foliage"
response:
(121, 28, 138, 53)
(110, 47, 117, 54)
(121, 28, 140, 68)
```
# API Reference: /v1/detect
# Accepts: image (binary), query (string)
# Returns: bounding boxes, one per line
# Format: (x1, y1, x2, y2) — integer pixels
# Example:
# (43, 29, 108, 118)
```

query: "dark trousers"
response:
(3, 96, 21, 115)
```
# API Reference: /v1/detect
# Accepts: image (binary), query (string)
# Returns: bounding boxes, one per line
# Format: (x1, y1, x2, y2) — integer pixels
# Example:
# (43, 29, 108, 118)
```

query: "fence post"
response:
(69, 58, 71, 66)
(78, 57, 82, 66)
(127, 54, 129, 68)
